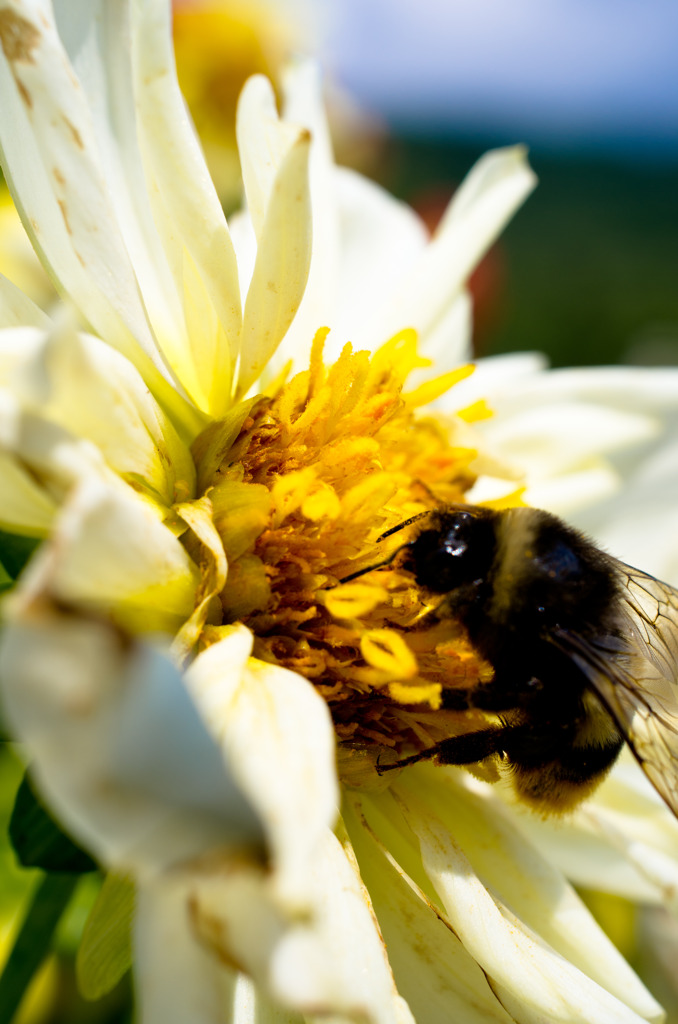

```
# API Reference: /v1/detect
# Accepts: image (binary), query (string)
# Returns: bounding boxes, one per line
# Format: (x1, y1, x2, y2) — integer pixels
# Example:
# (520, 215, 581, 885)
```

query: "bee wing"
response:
(553, 564, 678, 817)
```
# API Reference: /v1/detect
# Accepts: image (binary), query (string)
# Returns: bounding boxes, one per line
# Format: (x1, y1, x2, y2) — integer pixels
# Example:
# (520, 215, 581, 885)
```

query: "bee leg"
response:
(376, 726, 506, 774)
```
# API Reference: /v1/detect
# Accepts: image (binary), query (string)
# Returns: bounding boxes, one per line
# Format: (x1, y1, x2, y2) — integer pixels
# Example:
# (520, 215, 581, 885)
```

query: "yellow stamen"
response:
(186, 329, 509, 769)
(456, 397, 493, 423)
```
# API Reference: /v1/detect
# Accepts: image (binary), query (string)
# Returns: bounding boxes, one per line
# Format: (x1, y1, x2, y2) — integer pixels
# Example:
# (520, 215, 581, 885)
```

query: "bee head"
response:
(400, 507, 497, 594)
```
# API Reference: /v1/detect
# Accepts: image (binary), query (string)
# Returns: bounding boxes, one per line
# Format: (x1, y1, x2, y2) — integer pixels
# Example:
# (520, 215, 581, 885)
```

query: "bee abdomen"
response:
(507, 723, 624, 813)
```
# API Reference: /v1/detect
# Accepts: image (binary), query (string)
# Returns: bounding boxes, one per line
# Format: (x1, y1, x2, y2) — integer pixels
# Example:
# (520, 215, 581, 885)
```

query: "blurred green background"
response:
(377, 138, 678, 369)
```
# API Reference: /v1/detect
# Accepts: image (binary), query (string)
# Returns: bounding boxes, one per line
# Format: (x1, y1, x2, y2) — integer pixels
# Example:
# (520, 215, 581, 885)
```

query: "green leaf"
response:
(9, 771, 98, 874)
(0, 873, 78, 1024)
(76, 872, 134, 1001)
(0, 562, 11, 593)
(0, 531, 40, 580)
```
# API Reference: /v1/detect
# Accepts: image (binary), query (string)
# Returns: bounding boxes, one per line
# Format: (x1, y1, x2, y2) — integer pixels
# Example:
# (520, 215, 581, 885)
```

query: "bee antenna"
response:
(338, 512, 433, 584)
(339, 555, 400, 584)
(377, 510, 432, 542)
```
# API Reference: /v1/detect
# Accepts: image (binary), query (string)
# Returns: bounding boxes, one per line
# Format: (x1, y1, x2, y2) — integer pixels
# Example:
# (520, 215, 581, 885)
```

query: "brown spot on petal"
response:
(53, 167, 65, 186)
(57, 199, 72, 235)
(62, 116, 84, 150)
(187, 895, 246, 974)
(16, 78, 32, 109)
(0, 9, 40, 63)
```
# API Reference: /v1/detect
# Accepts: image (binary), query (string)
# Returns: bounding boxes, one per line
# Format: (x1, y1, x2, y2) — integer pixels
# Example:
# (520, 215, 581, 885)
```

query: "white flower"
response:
(0, 2, 676, 1024)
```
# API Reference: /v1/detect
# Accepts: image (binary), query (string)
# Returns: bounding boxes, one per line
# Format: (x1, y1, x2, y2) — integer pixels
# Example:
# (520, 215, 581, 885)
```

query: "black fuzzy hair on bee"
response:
(343, 504, 678, 817)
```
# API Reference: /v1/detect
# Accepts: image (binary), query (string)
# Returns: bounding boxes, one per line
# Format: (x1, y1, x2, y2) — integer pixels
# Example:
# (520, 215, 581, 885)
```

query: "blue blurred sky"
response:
(321, 0, 678, 158)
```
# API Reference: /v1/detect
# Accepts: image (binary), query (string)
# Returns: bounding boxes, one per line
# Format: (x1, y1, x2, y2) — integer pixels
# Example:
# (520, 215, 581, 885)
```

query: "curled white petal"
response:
(187, 827, 411, 1024)
(236, 128, 312, 398)
(0, 0, 161, 373)
(236, 75, 306, 243)
(186, 625, 339, 912)
(271, 60, 339, 374)
(392, 769, 662, 1024)
(0, 606, 262, 874)
(6, 317, 195, 504)
(345, 794, 516, 1024)
(17, 477, 199, 634)
(0, 385, 117, 533)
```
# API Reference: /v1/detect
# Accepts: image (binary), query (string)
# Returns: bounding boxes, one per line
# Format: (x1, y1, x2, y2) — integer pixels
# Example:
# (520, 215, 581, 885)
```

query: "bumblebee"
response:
(344, 505, 678, 815)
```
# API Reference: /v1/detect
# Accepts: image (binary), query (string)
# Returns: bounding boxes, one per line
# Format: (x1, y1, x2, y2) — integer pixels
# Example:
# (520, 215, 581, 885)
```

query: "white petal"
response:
(461, 360, 678, 529)
(186, 625, 339, 912)
(482, 402, 659, 478)
(0, 184, 54, 308)
(228, 209, 257, 309)
(52, 0, 222, 429)
(269, 828, 411, 1024)
(521, 465, 623, 517)
(0, 386, 117, 531)
(0, 606, 262, 873)
(0, 269, 51, 328)
(236, 75, 306, 242)
(0, 2, 156, 366)
(406, 290, 473, 388)
(53, 0, 188, 362)
(399, 767, 662, 1021)
(322, 166, 429, 362)
(230, 973, 303, 1024)
(443, 351, 549, 411)
(365, 147, 536, 354)
(0, 324, 44, 379)
(508, 755, 678, 907)
(591, 498, 678, 585)
(495, 364, 678, 411)
(268, 60, 340, 375)
(18, 477, 199, 634)
(345, 794, 516, 1024)
(136, 874, 237, 1024)
(0, 0, 202, 436)
(189, 827, 411, 1024)
(9, 317, 194, 504)
(236, 130, 312, 398)
(393, 769, 661, 1024)
(131, 0, 242, 403)
(171, 495, 228, 660)
(0, 448, 56, 533)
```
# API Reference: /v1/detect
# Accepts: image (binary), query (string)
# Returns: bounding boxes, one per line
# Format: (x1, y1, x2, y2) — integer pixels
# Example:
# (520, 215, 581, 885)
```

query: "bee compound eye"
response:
(443, 535, 468, 558)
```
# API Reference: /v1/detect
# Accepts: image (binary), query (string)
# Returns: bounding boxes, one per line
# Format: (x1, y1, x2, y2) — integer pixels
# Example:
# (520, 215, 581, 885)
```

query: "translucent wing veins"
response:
(552, 562, 678, 818)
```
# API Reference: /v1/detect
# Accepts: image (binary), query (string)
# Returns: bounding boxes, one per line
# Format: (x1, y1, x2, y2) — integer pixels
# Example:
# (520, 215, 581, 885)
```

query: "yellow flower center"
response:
(191, 330, 504, 777)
